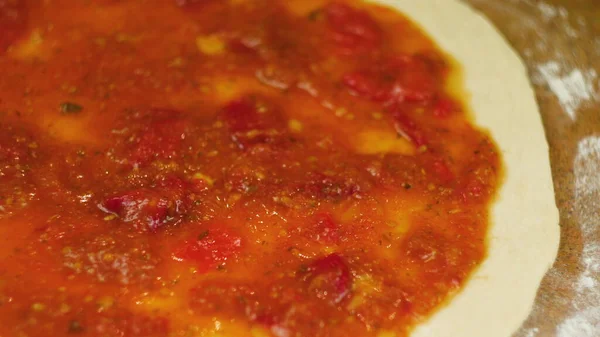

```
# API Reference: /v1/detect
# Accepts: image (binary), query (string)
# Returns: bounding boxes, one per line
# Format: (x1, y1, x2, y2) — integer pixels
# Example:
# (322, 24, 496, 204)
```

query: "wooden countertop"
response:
(466, 0, 600, 336)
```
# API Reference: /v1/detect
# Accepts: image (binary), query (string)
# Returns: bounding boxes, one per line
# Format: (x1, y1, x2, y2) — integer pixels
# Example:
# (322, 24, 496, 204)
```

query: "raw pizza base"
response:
(368, 0, 561, 336)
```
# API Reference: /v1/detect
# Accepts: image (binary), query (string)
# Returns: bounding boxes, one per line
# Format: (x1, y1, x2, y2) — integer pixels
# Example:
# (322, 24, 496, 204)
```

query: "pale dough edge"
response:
(366, 0, 561, 336)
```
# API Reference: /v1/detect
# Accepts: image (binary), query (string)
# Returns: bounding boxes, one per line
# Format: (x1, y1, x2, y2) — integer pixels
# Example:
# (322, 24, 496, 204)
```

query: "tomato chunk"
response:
(302, 253, 352, 304)
(0, 0, 27, 51)
(386, 56, 437, 103)
(325, 2, 381, 55)
(221, 97, 285, 149)
(343, 55, 438, 105)
(391, 110, 427, 146)
(342, 71, 389, 102)
(222, 98, 265, 132)
(174, 227, 242, 272)
(99, 176, 189, 231)
(102, 190, 168, 225)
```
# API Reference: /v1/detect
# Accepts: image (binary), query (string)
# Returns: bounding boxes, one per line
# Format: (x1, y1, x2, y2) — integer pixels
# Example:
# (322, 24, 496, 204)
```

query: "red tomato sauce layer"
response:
(0, 0, 500, 336)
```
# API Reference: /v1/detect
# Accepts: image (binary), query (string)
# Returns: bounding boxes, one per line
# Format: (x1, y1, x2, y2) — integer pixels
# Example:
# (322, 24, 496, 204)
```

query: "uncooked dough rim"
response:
(366, 0, 560, 336)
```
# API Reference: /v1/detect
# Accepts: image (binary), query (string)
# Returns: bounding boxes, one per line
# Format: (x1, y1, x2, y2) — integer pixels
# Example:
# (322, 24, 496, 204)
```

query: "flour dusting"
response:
(535, 3, 577, 37)
(521, 1, 600, 121)
(557, 311, 600, 337)
(555, 136, 600, 337)
(535, 62, 599, 120)
(536, 3, 561, 20)
(522, 327, 539, 337)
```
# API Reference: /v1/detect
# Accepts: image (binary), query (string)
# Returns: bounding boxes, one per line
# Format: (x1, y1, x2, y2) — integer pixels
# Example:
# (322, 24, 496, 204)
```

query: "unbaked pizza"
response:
(0, 0, 559, 337)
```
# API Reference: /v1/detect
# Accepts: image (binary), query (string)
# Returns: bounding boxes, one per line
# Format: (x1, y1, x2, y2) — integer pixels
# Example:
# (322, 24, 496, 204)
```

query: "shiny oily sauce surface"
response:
(0, 0, 501, 336)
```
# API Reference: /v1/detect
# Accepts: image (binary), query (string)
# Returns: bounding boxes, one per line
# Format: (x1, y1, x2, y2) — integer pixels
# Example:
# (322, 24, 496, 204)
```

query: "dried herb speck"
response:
(68, 320, 84, 333)
(197, 230, 210, 240)
(60, 102, 83, 114)
(308, 9, 322, 21)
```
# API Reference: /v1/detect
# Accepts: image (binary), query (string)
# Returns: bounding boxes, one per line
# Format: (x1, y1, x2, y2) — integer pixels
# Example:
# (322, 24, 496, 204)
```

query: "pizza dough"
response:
(368, 0, 560, 336)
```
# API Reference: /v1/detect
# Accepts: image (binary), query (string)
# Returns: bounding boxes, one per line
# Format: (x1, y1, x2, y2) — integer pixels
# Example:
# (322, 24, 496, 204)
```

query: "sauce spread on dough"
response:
(0, 0, 501, 336)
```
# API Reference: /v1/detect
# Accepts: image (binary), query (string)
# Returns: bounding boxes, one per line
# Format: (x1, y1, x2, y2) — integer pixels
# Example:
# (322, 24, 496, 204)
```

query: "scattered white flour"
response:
(536, 3, 578, 38)
(536, 2, 567, 21)
(522, 327, 539, 337)
(554, 136, 600, 337)
(500, 1, 600, 121)
(556, 310, 600, 337)
(574, 137, 600, 194)
(535, 62, 599, 120)
(536, 2, 556, 19)
(531, 2, 599, 121)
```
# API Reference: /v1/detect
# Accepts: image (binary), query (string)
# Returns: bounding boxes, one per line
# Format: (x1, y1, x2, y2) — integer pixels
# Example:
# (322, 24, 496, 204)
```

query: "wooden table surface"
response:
(465, 0, 600, 336)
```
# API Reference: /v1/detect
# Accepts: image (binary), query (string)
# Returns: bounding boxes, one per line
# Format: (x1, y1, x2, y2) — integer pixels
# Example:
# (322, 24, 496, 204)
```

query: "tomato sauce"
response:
(0, 0, 500, 336)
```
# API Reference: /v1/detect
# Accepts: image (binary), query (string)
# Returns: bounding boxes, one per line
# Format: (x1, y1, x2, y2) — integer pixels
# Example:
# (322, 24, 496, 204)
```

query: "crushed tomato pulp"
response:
(0, 0, 501, 336)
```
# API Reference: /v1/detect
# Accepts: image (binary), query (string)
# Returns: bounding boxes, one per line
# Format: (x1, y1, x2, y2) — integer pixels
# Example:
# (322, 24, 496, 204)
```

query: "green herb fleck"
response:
(308, 9, 322, 21)
(197, 230, 209, 240)
(68, 320, 84, 333)
(60, 102, 83, 114)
